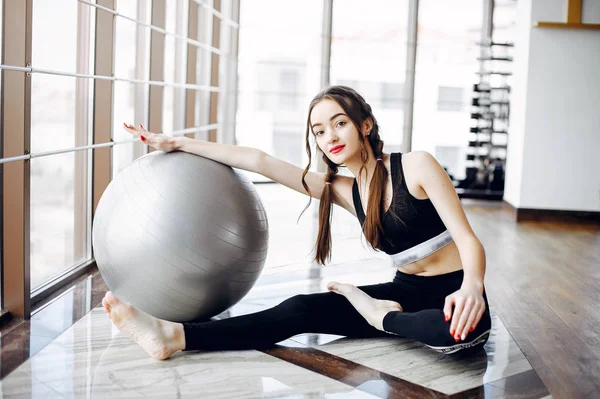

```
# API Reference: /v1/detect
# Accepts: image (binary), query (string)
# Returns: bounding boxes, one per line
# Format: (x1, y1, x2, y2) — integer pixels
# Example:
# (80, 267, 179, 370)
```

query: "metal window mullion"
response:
(173, 0, 189, 134)
(483, 0, 494, 41)
(194, 1, 213, 141)
(0, 124, 218, 165)
(92, 0, 115, 218)
(316, 0, 333, 175)
(480, 0, 494, 79)
(225, 0, 240, 145)
(134, 0, 151, 159)
(148, 0, 166, 153)
(0, 64, 219, 92)
(215, 1, 229, 144)
(74, 0, 93, 274)
(185, 0, 199, 139)
(0, 65, 221, 92)
(402, 0, 419, 153)
(2, 0, 32, 319)
(208, 0, 221, 143)
(320, 0, 333, 90)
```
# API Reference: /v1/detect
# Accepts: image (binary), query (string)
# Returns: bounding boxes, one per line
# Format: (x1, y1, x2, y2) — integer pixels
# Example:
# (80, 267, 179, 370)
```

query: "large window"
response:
(411, 0, 483, 181)
(235, 0, 324, 181)
(330, 0, 411, 156)
(30, 0, 94, 290)
(0, 0, 238, 316)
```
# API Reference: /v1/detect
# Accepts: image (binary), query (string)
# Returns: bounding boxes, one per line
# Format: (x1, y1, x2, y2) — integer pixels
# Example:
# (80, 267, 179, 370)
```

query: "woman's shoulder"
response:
(386, 151, 433, 174)
(399, 150, 437, 170)
(398, 150, 432, 161)
(395, 151, 431, 200)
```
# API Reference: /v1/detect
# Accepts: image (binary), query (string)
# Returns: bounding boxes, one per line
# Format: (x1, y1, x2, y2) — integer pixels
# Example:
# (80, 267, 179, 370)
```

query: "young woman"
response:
(104, 85, 491, 360)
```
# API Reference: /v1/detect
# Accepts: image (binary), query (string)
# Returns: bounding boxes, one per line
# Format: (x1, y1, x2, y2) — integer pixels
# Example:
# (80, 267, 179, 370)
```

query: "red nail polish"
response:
(140, 135, 146, 141)
(451, 329, 455, 336)
(470, 327, 474, 332)
(455, 337, 460, 343)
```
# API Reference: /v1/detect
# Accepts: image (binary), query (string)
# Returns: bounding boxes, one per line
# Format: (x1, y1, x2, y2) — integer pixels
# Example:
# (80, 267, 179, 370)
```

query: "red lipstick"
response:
(330, 145, 345, 154)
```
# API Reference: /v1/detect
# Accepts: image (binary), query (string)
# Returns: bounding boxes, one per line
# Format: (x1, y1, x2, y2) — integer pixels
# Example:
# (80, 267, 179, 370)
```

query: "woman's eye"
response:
(336, 121, 346, 127)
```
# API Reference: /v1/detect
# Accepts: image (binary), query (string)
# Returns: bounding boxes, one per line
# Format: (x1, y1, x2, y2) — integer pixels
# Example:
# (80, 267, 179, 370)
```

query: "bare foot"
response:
(327, 282, 403, 331)
(102, 292, 185, 360)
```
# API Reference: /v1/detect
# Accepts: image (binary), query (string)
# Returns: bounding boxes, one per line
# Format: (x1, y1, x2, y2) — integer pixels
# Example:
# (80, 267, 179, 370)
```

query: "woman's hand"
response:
(443, 283, 486, 342)
(123, 123, 179, 153)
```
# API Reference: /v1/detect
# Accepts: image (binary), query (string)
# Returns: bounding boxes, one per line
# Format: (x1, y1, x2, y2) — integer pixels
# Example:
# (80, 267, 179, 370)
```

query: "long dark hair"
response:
(300, 85, 398, 265)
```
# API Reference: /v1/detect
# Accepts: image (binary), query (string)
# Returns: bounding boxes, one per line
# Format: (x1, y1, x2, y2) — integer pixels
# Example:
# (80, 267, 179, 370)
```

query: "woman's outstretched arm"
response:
(123, 123, 263, 173)
(123, 123, 356, 212)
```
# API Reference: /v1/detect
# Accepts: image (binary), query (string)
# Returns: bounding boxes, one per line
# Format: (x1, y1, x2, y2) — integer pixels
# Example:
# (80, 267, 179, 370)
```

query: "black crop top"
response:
(352, 152, 448, 255)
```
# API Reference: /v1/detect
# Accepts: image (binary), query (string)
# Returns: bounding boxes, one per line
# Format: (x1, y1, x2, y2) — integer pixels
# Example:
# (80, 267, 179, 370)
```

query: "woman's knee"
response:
(276, 292, 343, 314)
(276, 294, 309, 313)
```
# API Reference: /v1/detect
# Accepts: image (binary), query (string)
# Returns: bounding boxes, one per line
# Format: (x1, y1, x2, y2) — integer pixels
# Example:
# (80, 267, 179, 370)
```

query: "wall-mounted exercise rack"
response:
(456, 39, 513, 200)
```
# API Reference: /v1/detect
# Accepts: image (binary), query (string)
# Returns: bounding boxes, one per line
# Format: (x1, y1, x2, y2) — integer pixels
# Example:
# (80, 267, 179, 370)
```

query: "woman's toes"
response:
(105, 291, 119, 306)
(327, 281, 340, 291)
(327, 281, 355, 295)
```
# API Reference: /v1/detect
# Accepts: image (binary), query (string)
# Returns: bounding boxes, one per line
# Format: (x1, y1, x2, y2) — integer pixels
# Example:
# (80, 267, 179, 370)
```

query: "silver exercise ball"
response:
(92, 151, 269, 322)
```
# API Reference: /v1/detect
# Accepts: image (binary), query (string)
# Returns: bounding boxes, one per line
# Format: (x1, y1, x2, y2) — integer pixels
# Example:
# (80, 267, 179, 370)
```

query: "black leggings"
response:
(182, 269, 491, 355)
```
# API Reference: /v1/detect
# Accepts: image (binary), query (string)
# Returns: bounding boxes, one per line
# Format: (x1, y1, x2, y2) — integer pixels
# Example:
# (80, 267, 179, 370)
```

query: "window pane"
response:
(193, 5, 213, 138)
(236, 0, 323, 181)
(163, 0, 188, 135)
(412, 0, 483, 181)
(30, 151, 90, 290)
(113, 0, 148, 179)
(31, 74, 78, 154)
(31, 0, 80, 154)
(31, 1, 93, 290)
(330, 0, 410, 155)
(32, 0, 78, 73)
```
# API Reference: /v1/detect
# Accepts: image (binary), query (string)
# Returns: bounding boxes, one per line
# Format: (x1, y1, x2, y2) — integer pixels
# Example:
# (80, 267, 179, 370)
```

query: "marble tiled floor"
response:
(5, 308, 381, 398)
(0, 184, 551, 398)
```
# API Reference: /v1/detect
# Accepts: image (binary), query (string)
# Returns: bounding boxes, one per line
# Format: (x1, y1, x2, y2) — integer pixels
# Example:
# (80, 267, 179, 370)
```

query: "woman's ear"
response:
(362, 118, 373, 136)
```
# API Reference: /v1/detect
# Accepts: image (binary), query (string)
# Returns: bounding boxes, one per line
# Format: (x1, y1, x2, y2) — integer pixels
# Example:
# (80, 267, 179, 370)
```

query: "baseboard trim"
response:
(503, 201, 600, 224)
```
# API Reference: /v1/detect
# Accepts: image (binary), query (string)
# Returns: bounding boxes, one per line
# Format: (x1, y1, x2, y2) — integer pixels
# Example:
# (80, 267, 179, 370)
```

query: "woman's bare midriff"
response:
(395, 240, 463, 277)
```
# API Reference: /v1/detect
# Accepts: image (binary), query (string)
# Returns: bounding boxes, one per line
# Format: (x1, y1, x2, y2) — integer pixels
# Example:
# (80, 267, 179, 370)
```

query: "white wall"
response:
(503, 0, 533, 208)
(505, 0, 600, 211)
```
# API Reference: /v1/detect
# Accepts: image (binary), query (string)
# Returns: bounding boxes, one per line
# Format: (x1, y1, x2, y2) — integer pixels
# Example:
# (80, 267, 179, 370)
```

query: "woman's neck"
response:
(346, 150, 380, 190)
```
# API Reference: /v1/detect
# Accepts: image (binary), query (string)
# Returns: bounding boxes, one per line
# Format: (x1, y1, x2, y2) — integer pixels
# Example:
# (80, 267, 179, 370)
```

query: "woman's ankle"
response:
(162, 321, 186, 352)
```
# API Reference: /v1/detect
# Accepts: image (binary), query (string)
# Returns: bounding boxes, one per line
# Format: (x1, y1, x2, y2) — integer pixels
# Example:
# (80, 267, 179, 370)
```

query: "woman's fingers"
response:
(461, 304, 479, 339)
(122, 123, 154, 145)
(450, 300, 466, 339)
(455, 300, 473, 340)
(123, 122, 140, 137)
(443, 296, 454, 322)
(467, 306, 486, 336)
(122, 123, 176, 152)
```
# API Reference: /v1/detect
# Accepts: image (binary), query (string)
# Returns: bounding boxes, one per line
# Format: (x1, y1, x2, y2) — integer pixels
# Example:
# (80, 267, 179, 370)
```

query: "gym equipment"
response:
(92, 151, 269, 322)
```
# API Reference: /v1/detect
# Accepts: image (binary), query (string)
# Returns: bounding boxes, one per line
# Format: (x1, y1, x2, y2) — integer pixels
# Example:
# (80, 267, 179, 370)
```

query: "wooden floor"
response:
(462, 199, 600, 398)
